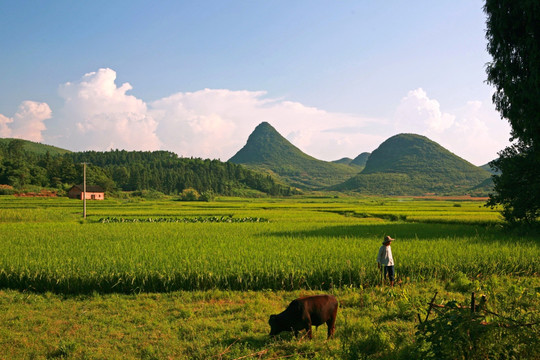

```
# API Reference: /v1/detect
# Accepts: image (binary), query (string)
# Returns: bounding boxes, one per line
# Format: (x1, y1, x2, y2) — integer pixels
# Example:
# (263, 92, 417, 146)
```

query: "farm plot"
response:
(0, 196, 537, 294)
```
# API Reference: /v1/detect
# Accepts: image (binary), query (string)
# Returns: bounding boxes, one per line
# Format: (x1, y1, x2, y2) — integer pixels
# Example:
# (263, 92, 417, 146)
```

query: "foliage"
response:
(415, 292, 539, 359)
(333, 134, 491, 196)
(179, 187, 200, 201)
(0, 137, 71, 156)
(0, 184, 14, 195)
(0, 139, 296, 197)
(484, 0, 540, 224)
(487, 143, 540, 225)
(229, 122, 359, 189)
(199, 190, 215, 202)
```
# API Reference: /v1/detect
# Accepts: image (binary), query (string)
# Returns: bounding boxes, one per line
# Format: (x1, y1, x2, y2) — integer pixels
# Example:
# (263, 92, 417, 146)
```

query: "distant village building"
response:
(68, 185, 105, 200)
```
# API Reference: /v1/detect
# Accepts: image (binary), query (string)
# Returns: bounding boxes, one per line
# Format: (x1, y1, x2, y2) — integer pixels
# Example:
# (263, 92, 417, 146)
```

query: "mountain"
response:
(332, 152, 370, 168)
(0, 138, 71, 156)
(229, 122, 359, 189)
(332, 157, 353, 165)
(331, 134, 492, 195)
(480, 161, 500, 175)
(350, 152, 370, 167)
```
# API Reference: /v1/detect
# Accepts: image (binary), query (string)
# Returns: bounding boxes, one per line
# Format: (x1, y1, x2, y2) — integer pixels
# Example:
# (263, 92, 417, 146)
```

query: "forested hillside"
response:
(229, 122, 359, 189)
(0, 139, 295, 196)
(0, 138, 71, 156)
(332, 134, 491, 195)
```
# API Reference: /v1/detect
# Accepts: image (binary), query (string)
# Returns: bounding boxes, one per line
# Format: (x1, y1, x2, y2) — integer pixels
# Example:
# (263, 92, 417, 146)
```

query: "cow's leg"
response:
(326, 309, 338, 339)
(326, 319, 336, 339)
(304, 317, 313, 339)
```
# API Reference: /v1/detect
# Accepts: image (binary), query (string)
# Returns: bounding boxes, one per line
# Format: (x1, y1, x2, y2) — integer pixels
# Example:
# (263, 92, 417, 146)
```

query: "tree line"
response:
(0, 140, 296, 197)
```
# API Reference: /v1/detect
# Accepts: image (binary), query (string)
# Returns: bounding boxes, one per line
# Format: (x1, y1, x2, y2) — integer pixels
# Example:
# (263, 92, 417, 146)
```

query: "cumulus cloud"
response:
(150, 89, 383, 160)
(395, 88, 455, 134)
(56, 68, 160, 151)
(393, 88, 511, 165)
(0, 114, 12, 137)
(0, 101, 51, 141)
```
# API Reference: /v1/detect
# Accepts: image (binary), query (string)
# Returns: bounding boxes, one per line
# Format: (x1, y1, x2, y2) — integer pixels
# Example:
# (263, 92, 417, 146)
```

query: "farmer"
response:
(377, 235, 395, 286)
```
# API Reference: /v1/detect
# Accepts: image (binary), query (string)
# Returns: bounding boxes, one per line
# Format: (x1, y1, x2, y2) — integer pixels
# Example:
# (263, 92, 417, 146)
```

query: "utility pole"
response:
(83, 162, 87, 219)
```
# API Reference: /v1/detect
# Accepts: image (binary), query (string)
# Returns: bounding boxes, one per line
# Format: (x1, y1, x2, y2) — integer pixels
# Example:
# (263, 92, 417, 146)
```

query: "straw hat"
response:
(382, 235, 394, 245)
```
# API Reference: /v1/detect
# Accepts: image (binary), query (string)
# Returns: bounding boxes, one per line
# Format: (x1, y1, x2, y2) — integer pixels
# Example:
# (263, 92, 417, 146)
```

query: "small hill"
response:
(229, 122, 359, 189)
(332, 152, 370, 168)
(0, 138, 71, 156)
(332, 157, 353, 165)
(331, 134, 491, 195)
(480, 161, 500, 175)
(350, 152, 370, 167)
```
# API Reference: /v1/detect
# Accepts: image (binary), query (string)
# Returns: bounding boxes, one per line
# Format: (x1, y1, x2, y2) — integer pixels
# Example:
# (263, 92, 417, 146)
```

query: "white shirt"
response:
(377, 245, 394, 266)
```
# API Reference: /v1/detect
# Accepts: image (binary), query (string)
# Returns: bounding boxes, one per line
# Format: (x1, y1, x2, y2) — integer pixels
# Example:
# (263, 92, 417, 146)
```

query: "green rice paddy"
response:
(0, 196, 537, 294)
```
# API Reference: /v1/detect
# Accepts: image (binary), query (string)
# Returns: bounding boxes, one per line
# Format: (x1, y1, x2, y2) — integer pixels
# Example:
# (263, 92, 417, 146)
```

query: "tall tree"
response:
(485, 0, 540, 224)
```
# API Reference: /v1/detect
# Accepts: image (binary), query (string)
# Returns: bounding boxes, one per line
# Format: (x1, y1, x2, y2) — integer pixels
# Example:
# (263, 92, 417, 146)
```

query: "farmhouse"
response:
(68, 185, 105, 200)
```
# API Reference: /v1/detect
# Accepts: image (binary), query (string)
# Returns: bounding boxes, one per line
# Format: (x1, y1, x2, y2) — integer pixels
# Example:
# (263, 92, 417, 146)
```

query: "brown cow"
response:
(268, 294, 338, 339)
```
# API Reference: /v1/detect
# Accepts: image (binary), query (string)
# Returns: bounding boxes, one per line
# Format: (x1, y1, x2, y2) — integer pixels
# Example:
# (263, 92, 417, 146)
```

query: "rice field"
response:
(0, 196, 537, 294)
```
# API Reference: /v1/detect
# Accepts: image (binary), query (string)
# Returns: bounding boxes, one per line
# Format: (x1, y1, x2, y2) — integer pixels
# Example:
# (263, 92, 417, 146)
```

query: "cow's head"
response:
(268, 314, 281, 336)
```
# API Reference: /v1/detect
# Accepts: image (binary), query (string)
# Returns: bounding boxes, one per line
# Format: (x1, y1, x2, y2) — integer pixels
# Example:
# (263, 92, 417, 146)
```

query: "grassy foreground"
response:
(0, 196, 538, 359)
(1, 276, 538, 359)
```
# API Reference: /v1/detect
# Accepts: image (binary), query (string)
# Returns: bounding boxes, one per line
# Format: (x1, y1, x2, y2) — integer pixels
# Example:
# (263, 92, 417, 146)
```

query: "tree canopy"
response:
(0, 141, 296, 197)
(485, 0, 540, 224)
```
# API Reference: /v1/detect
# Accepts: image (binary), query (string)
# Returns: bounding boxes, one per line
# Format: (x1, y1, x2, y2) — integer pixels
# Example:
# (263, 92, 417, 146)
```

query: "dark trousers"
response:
(384, 265, 395, 282)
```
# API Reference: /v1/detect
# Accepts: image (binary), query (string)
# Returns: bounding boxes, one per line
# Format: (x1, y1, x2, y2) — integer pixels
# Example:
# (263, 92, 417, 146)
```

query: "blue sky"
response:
(0, 1, 510, 165)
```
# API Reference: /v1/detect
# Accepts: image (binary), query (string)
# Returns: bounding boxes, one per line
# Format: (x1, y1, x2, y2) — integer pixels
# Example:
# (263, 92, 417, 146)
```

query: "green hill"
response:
(332, 152, 370, 168)
(229, 122, 359, 189)
(332, 157, 353, 165)
(481, 161, 500, 175)
(350, 152, 370, 167)
(331, 134, 491, 195)
(0, 138, 71, 156)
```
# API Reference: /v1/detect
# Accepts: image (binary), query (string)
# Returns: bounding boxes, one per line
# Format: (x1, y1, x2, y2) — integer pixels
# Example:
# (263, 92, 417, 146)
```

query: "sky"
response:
(0, 1, 512, 165)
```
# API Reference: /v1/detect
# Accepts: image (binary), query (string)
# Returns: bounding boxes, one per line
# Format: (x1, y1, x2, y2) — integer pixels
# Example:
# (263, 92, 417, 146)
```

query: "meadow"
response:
(0, 196, 538, 359)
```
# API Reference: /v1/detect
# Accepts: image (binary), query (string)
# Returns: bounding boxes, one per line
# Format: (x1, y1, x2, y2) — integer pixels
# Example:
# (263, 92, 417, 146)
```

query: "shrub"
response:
(179, 188, 200, 201)
(446, 271, 472, 292)
(0, 184, 14, 195)
(415, 293, 539, 359)
(199, 190, 215, 202)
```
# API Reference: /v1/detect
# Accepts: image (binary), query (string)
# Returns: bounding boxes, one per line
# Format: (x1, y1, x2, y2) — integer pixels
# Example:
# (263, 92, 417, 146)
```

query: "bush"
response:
(415, 293, 539, 359)
(199, 190, 215, 202)
(179, 188, 200, 201)
(130, 190, 166, 200)
(0, 184, 14, 195)
(446, 271, 472, 292)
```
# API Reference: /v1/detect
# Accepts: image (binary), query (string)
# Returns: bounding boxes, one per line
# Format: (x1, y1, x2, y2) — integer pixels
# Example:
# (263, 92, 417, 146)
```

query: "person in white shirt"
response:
(377, 235, 395, 286)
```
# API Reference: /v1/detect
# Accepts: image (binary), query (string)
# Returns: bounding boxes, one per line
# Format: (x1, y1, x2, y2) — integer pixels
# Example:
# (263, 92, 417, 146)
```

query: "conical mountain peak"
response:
(229, 122, 358, 189)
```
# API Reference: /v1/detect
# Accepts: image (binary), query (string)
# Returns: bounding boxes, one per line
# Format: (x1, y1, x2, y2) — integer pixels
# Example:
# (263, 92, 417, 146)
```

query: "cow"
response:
(268, 294, 338, 340)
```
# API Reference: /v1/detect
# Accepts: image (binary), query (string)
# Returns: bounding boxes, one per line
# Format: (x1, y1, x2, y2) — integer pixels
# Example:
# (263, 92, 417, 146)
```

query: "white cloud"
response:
(56, 68, 160, 151)
(448, 100, 511, 164)
(0, 101, 51, 141)
(0, 113, 12, 137)
(393, 88, 511, 165)
(395, 88, 455, 134)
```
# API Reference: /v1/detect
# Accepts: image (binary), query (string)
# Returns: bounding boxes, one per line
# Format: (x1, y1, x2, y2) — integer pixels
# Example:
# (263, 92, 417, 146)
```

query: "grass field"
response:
(0, 196, 538, 359)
